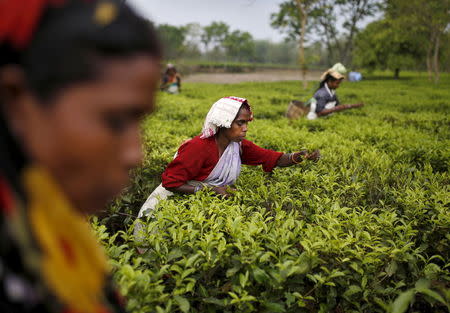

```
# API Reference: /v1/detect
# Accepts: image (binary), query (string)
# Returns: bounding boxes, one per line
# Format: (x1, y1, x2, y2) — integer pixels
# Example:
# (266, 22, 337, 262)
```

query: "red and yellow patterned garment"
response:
(0, 164, 126, 313)
(161, 135, 283, 188)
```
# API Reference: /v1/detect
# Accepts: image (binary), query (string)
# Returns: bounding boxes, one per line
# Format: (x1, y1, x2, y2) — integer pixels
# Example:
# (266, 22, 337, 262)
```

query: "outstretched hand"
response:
(211, 186, 233, 197)
(304, 149, 321, 162)
(345, 103, 364, 109)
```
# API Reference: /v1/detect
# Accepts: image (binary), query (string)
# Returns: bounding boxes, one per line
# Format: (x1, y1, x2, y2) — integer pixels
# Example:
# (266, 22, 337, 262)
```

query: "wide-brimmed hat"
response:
(320, 63, 347, 81)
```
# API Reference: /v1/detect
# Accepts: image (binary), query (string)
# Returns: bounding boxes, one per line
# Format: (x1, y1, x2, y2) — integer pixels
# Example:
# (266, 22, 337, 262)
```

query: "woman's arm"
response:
(317, 103, 364, 117)
(176, 75, 181, 90)
(161, 137, 209, 190)
(160, 74, 169, 89)
(276, 150, 321, 167)
(167, 184, 229, 197)
(241, 140, 320, 171)
(166, 184, 196, 194)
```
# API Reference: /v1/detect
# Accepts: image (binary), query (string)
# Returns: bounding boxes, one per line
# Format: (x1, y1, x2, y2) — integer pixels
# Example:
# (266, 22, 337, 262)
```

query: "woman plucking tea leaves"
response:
(306, 63, 364, 120)
(160, 63, 181, 94)
(0, 1, 162, 312)
(138, 96, 321, 217)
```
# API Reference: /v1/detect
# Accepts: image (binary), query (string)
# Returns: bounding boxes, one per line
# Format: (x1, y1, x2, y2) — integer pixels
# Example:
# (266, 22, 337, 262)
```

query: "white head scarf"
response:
(201, 96, 253, 139)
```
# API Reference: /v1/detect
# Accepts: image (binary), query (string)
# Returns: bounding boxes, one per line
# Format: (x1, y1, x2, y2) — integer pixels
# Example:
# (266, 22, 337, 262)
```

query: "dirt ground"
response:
(184, 69, 323, 84)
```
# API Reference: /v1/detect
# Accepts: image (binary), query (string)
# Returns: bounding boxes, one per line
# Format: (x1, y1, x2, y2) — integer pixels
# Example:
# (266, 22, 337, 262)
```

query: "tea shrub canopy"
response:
(95, 74, 449, 313)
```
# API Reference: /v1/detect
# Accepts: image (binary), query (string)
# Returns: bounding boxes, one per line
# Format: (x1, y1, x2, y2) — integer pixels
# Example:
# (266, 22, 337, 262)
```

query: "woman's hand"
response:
(277, 149, 321, 167)
(294, 149, 320, 163)
(319, 103, 364, 116)
(344, 103, 364, 109)
(211, 186, 231, 197)
(304, 149, 321, 162)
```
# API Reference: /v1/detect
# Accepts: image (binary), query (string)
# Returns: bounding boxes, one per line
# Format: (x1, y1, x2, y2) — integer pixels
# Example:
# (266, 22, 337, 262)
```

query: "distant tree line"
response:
(354, 0, 450, 82)
(154, 0, 449, 81)
(155, 21, 331, 68)
(271, 0, 450, 82)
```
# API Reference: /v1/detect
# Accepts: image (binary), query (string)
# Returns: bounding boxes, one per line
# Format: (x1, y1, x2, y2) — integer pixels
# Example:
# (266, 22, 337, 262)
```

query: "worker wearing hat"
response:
(306, 63, 363, 120)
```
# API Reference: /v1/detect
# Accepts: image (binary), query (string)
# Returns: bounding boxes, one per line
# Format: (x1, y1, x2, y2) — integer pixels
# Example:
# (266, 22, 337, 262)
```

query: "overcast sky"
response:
(127, 0, 287, 42)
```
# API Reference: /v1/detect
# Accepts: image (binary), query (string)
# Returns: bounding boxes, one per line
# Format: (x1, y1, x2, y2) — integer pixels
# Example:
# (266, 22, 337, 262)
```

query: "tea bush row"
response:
(95, 75, 449, 312)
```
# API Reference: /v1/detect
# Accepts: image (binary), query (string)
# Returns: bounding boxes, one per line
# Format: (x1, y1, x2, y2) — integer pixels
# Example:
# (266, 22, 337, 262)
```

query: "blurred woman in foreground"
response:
(0, 0, 161, 312)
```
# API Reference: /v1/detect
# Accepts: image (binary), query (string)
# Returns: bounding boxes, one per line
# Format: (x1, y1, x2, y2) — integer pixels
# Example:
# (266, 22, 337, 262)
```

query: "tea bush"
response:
(94, 74, 449, 313)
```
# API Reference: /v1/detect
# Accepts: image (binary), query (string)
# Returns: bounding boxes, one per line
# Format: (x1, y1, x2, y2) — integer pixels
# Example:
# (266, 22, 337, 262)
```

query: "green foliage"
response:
(271, 0, 310, 41)
(157, 24, 188, 60)
(96, 74, 450, 312)
(201, 21, 230, 51)
(253, 40, 299, 66)
(388, 279, 450, 313)
(271, 0, 381, 65)
(354, 0, 450, 78)
(354, 19, 424, 77)
(384, 0, 450, 82)
(222, 30, 255, 62)
(180, 61, 300, 74)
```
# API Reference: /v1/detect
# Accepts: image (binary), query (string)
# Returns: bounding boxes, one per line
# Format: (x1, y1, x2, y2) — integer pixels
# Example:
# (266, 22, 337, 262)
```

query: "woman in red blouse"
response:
(138, 97, 320, 217)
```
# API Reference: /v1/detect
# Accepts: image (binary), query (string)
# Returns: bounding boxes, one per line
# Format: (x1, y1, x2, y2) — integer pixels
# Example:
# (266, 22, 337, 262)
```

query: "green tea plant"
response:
(95, 74, 449, 313)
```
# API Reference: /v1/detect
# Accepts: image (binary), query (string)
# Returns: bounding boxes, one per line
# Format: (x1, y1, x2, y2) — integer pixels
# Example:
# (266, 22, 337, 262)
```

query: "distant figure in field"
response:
(161, 63, 181, 94)
(305, 63, 363, 120)
(137, 96, 320, 217)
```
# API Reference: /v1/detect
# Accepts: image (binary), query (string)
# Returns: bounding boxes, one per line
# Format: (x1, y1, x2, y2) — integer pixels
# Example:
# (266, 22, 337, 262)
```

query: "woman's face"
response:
(5, 55, 161, 213)
(167, 68, 176, 76)
(222, 107, 252, 142)
(327, 78, 343, 90)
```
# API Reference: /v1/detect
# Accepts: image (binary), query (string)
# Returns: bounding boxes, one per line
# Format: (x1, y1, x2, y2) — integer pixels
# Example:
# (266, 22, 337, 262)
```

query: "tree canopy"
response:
(151, 0, 449, 79)
(353, 19, 424, 78)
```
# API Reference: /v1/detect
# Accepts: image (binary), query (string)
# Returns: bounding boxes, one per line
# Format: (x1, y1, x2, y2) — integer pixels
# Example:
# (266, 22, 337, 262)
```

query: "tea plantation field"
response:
(94, 74, 449, 313)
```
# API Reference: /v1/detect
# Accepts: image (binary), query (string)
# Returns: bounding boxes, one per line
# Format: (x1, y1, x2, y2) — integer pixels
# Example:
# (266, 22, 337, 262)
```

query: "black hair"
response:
(240, 100, 251, 113)
(1, 0, 162, 102)
(0, 0, 162, 192)
(165, 66, 177, 75)
(318, 73, 341, 90)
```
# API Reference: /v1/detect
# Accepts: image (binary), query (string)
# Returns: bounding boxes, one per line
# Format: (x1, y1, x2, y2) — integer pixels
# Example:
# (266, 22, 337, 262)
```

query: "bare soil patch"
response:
(184, 69, 322, 84)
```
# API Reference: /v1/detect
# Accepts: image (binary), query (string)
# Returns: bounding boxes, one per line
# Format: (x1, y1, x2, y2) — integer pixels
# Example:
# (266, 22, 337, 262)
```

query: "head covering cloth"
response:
(201, 96, 253, 139)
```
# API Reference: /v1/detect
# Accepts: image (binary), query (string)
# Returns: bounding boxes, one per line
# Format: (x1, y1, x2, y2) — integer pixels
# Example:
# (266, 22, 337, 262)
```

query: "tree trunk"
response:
(343, 28, 355, 66)
(300, 16, 307, 89)
(341, 1, 360, 66)
(426, 54, 432, 81)
(325, 24, 338, 65)
(394, 68, 400, 79)
(426, 34, 434, 81)
(432, 31, 440, 83)
(320, 22, 334, 64)
(296, 0, 308, 89)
